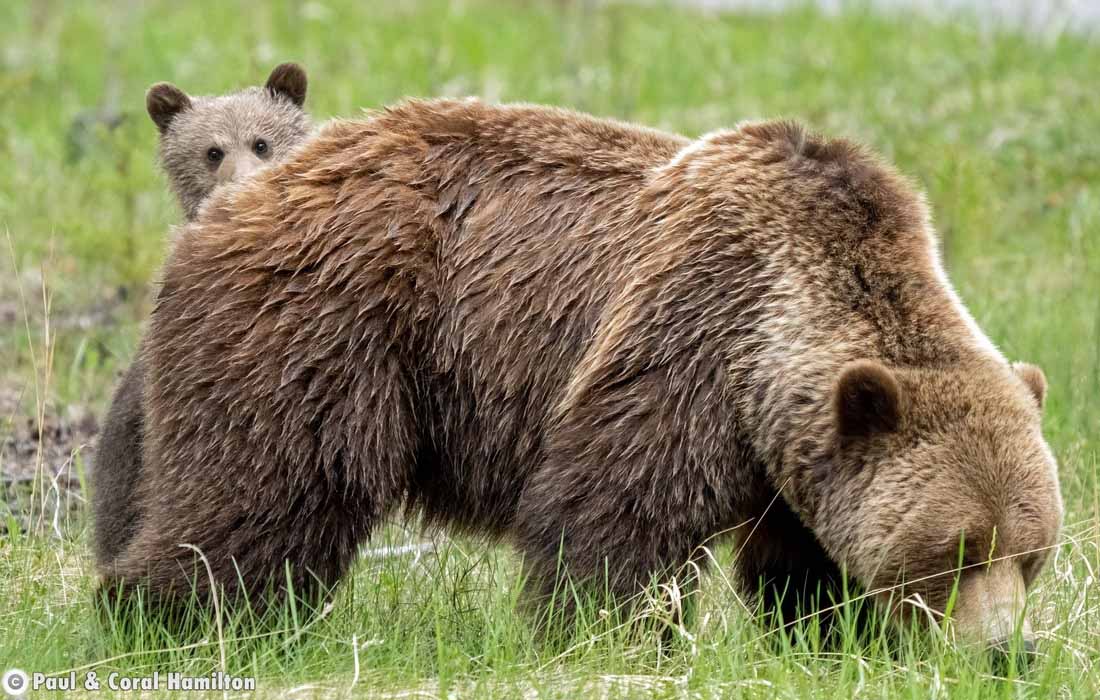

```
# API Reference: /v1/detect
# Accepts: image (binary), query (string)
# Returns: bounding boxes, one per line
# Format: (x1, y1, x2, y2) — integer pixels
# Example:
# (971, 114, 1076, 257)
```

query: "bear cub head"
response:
(146, 62, 311, 220)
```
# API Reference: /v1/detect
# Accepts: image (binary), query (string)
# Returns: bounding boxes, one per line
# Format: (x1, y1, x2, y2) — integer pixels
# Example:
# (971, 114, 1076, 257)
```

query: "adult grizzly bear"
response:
(108, 100, 1061, 651)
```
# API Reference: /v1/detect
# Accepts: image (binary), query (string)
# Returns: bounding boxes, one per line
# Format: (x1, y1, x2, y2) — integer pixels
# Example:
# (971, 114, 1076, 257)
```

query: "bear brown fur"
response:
(106, 100, 1061, 646)
(91, 64, 311, 570)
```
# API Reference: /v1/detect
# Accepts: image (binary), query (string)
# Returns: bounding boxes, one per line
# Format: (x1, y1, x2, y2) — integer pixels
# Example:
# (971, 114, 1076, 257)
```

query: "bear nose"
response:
(989, 636, 1037, 672)
(218, 155, 261, 184)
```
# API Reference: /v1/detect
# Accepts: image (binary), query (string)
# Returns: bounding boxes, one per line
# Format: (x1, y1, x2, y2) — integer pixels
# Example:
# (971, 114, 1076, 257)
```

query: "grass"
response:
(1, 0, 1098, 697)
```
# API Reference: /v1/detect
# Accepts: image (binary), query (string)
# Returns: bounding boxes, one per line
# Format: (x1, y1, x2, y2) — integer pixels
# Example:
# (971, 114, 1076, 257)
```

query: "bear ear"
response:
(265, 62, 307, 107)
(146, 82, 192, 134)
(833, 360, 904, 440)
(1012, 362, 1047, 410)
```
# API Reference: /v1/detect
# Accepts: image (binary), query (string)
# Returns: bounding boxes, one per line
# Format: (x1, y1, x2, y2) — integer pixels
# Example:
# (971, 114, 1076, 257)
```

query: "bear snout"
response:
(217, 153, 263, 185)
(950, 559, 1033, 658)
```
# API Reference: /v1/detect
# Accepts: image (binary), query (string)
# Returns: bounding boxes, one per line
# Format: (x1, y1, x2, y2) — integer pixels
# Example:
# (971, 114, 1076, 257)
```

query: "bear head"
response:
(803, 359, 1060, 653)
(145, 62, 310, 220)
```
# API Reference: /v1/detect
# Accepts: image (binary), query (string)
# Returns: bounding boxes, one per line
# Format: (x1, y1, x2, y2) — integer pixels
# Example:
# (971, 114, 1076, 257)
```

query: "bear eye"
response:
(253, 138, 269, 156)
(207, 147, 224, 164)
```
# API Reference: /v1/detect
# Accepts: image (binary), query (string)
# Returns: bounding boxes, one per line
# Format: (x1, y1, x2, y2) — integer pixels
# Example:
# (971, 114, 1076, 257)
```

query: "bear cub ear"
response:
(833, 360, 904, 439)
(265, 62, 308, 107)
(1012, 362, 1047, 410)
(146, 83, 192, 134)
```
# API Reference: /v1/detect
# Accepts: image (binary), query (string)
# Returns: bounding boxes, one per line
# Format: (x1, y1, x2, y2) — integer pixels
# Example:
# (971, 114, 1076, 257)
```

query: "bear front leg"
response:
(514, 364, 738, 631)
(734, 493, 860, 638)
(515, 462, 711, 631)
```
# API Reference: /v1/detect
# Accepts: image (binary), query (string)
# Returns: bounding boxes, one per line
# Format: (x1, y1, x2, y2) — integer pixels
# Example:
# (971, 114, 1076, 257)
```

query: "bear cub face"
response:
(812, 359, 1060, 648)
(146, 62, 310, 220)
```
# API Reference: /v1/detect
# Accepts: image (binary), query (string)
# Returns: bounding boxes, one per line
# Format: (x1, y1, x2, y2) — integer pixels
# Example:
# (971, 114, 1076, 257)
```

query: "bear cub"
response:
(91, 63, 312, 569)
(148, 62, 311, 220)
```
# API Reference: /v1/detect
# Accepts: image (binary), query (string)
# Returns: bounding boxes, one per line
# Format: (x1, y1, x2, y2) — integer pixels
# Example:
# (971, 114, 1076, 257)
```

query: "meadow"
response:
(1, 1, 1097, 697)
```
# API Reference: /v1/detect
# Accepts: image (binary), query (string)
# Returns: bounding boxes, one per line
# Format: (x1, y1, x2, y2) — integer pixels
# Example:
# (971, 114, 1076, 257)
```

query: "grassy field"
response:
(1, 0, 1098, 697)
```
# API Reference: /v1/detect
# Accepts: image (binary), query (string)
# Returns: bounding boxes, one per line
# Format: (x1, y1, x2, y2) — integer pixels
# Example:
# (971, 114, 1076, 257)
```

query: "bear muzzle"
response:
(949, 559, 1036, 665)
(217, 153, 264, 185)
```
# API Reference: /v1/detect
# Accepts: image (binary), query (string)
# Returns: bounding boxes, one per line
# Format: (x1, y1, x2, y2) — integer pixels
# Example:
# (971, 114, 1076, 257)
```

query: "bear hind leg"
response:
(104, 358, 418, 616)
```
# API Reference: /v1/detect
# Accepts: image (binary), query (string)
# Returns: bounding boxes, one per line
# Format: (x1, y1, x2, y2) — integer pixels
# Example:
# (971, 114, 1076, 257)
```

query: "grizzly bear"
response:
(106, 99, 1062, 651)
(147, 62, 311, 220)
(91, 63, 311, 569)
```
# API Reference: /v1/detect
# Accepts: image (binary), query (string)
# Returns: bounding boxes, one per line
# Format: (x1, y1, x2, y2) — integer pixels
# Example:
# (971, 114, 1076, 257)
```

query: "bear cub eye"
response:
(253, 138, 269, 157)
(207, 147, 224, 164)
